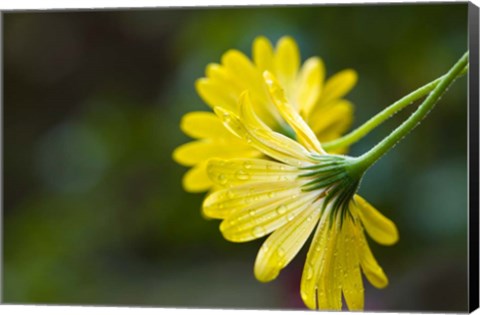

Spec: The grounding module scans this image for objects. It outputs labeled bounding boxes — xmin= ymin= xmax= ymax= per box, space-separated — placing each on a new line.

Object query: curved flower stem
xmin=348 ymin=51 xmax=469 ymax=176
xmin=322 ymin=65 xmax=469 ymax=151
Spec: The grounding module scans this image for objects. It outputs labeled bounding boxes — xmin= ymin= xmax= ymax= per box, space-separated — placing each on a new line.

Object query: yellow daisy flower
xmin=173 ymin=36 xmax=357 ymax=192
xmin=202 ymin=73 xmax=398 ymax=310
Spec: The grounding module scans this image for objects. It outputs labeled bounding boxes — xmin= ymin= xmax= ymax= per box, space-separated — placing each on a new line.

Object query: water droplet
xmin=306 ymin=264 xmax=313 ymax=280
xmin=249 ymin=209 xmax=256 ymax=216
xmin=277 ymin=247 xmax=285 ymax=257
xmin=315 ymin=245 xmax=321 ymax=252
xmin=252 ymin=226 xmax=265 ymax=238
xmin=217 ymin=174 xmax=228 ymax=185
xmin=235 ymin=169 xmax=250 ymax=181
xmin=227 ymin=191 xmax=235 ymax=199
xmin=306 ymin=215 xmax=313 ymax=222
xmin=222 ymin=112 xmax=231 ymax=123
xmin=243 ymin=161 xmax=252 ymax=169
xmin=267 ymin=192 xmax=275 ymax=198
xmin=287 ymin=212 xmax=295 ymax=221
xmin=276 ymin=205 xmax=287 ymax=215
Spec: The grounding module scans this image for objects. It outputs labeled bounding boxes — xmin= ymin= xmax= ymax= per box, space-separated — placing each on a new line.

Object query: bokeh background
xmin=3 ymin=3 xmax=469 ymax=311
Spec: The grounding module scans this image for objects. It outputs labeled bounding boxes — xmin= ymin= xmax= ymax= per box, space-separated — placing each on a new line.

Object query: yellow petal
xmin=310 ymin=100 xmax=354 ymax=142
xmin=172 ymin=140 xmax=258 ymax=166
xmin=238 ymin=92 xmax=315 ymax=165
xmin=319 ymin=69 xmax=357 ymax=105
xmin=300 ymin=208 xmax=340 ymax=310
xmin=295 ymin=57 xmax=325 ymax=116
xmin=180 ymin=111 xmax=232 ymax=139
xmin=253 ymin=36 xmax=274 ymax=72
xmin=214 ymin=100 xmax=311 ymax=167
xmin=315 ymin=210 xmax=345 ymax=311
xmin=205 ymin=63 xmax=245 ymax=97
xmin=201 ymin=47 xmax=283 ymax=130
xmin=358 ymin=228 xmax=389 ymax=289
xmin=321 ymin=69 xmax=357 ymax=103
xmin=202 ymin=181 xmax=296 ymax=219
xmin=254 ymin=199 xmax=321 ymax=282
xmin=264 ymin=71 xmax=325 ymax=154
xmin=273 ymin=36 xmax=300 ymax=98
xmin=353 ymin=195 xmax=399 ymax=246
xmin=182 ymin=162 xmax=212 ymax=192
xmin=206 ymin=158 xmax=298 ymax=187
xmin=219 ymin=190 xmax=317 ymax=242
xmin=222 ymin=49 xmax=264 ymax=90
xmin=195 ymin=78 xmax=238 ymax=112
xmin=340 ymin=217 xmax=364 ymax=311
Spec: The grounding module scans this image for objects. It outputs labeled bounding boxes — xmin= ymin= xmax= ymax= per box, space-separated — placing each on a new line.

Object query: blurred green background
xmin=3 ymin=3 xmax=469 ymax=311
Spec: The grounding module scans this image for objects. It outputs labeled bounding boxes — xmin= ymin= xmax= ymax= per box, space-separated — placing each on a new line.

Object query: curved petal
xmin=214 ymin=95 xmax=313 ymax=167
xmin=222 ymin=50 xmax=282 ymax=128
xmin=202 ymin=181 xmax=297 ymax=219
xmin=206 ymin=158 xmax=299 ymax=187
xmin=264 ymin=71 xmax=325 ymax=154
xmin=182 ymin=162 xmax=212 ymax=192
xmin=254 ymin=199 xmax=321 ymax=282
xmin=319 ymin=69 xmax=357 ymax=105
xmin=205 ymin=63 xmax=245 ymax=98
xmin=357 ymin=226 xmax=389 ymax=289
xmin=353 ymin=195 xmax=399 ymax=246
xmin=219 ymin=190 xmax=317 ymax=242
xmin=295 ymin=57 xmax=325 ymax=116
xmin=239 ymin=92 xmax=315 ymax=163
xmin=180 ymin=111 xmax=232 ymax=139
xmin=273 ymin=36 xmax=300 ymax=98
xmin=340 ymin=217 xmax=364 ymax=311
xmin=300 ymin=207 xmax=341 ymax=310
xmin=310 ymin=100 xmax=354 ymax=142
xmin=253 ymin=36 xmax=274 ymax=72
xmin=222 ymin=49 xmax=265 ymax=91
xmin=172 ymin=140 xmax=258 ymax=166
xmin=316 ymin=217 xmax=343 ymax=311
xmin=195 ymin=78 xmax=238 ymax=112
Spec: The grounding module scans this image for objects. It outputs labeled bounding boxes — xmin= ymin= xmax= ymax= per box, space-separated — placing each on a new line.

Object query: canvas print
xmin=3 ymin=3 xmax=477 ymax=312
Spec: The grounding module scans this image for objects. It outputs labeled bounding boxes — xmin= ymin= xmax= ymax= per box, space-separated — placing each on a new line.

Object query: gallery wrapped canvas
xmin=2 ymin=1 xmax=479 ymax=313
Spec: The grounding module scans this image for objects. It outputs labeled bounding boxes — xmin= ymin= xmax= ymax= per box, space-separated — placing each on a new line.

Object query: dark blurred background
xmin=3 ymin=3 xmax=469 ymax=311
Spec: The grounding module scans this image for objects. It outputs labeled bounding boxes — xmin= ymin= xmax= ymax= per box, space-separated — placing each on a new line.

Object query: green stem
xmin=322 ymin=65 xmax=468 ymax=151
xmin=349 ymin=52 xmax=469 ymax=174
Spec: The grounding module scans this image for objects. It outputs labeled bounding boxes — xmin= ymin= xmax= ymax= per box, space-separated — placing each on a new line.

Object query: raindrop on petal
xmin=306 ymin=264 xmax=314 ymax=280
xmin=287 ymin=212 xmax=296 ymax=221
xmin=276 ymin=205 xmax=287 ymax=215
xmin=235 ymin=169 xmax=250 ymax=180
xmin=217 ymin=174 xmax=228 ymax=185
xmin=252 ymin=226 xmax=265 ymax=238
xmin=243 ymin=161 xmax=253 ymax=169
